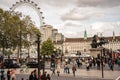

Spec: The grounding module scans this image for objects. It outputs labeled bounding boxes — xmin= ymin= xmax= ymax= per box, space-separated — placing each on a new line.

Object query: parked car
xmin=3 ymin=59 xmax=20 ymax=68
xmin=26 ymin=61 xmax=38 ymax=68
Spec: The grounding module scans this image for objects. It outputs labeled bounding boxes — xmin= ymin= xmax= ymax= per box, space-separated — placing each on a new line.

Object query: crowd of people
xmin=5 ymin=69 xmax=51 ymax=80
xmin=64 ymin=56 xmax=120 ymax=71
xmin=28 ymin=70 xmax=51 ymax=80
xmin=2 ymin=55 xmax=120 ymax=80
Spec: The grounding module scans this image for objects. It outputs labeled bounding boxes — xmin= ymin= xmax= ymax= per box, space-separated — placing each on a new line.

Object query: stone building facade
xmin=40 ymin=25 xmax=63 ymax=43
xmin=62 ymin=36 xmax=120 ymax=56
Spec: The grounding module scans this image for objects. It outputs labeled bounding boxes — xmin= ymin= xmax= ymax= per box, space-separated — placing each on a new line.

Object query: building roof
xmin=105 ymin=36 xmax=120 ymax=41
xmin=65 ymin=36 xmax=120 ymax=42
xmin=52 ymin=29 xmax=58 ymax=31
xmin=65 ymin=37 xmax=92 ymax=42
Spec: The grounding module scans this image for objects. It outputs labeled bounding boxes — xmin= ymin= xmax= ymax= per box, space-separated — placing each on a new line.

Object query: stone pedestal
xmin=89 ymin=48 xmax=103 ymax=58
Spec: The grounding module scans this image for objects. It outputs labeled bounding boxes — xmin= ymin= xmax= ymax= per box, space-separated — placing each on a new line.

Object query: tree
xmin=41 ymin=38 xmax=55 ymax=56
xmin=40 ymin=38 xmax=55 ymax=74
xmin=0 ymin=8 xmax=41 ymax=62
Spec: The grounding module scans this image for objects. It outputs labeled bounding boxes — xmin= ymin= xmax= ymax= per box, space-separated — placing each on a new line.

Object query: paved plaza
xmin=3 ymin=68 xmax=120 ymax=80
xmin=6 ymin=74 xmax=114 ymax=80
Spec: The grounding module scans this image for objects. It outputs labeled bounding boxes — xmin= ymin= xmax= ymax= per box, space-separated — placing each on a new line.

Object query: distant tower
xmin=100 ymin=33 xmax=103 ymax=38
xmin=84 ymin=29 xmax=87 ymax=40
xmin=113 ymin=31 xmax=115 ymax=40
xmin=97 ymin=32 xmax=99 ymax=36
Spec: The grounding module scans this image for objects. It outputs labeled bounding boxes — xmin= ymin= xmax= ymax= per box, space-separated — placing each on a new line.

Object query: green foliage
xmin=41 ymin=38 xmax=55 ymax=55
xmin=4 ymin=50 xmax=13 ymax=55
xmin=0 ymin=8 xmax=41 ymax=53
xmin=0 ymin=8 xmax=42 ymax=64
xmin=0 ymin=8 xmax=3 ymax=13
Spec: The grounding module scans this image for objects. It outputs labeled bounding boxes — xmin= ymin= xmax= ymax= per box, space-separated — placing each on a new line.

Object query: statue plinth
xmin=89 ymin=47 xmax=103 ymax=58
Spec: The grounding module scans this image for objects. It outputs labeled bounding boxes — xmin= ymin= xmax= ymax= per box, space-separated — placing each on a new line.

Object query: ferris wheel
xmin=9 ymin=0 xmax=45 ymax=28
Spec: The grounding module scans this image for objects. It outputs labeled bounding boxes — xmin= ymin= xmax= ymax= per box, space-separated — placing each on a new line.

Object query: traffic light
xmin=50 ymin=61 xmax=55 ymax=70
xmin=50 ymin=54 xmax=55 ymax=70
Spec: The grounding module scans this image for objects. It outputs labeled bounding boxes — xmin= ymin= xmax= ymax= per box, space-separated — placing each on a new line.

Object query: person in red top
xmin=10 ymin=69 xmax=16 ymax=80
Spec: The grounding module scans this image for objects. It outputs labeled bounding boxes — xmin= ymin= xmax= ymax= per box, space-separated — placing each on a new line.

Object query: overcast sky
xmin=0 ymin=0 xmax=120 ymax=38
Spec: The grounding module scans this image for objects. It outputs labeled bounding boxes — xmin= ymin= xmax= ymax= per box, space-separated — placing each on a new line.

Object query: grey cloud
xmin=77 ymin=0 xmax=120 ymax=8
xmin=91 ymin=22 xmax=120 ymax=34
xmin=38 ymin=0 xmax=77 ymax=7
xmin=65 ymin=22 xmax=82 ymax=27
xmin=37 ymin=0 xmax=120 ymax=8
xmin=61 ymin=8 xmax=104 ymax=21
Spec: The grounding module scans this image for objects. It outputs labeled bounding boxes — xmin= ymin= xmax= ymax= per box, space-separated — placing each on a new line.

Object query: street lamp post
xmin=0 ymin=33 xmax=5 ymax=80
xmin=99 ymin=36 xmax=108 ymax=78
xmin=101 ymin=48 xmax=104 ymax=78
xmin=36 ymin=34 xmax=41 ymax=80
xmin=61 ymin=35 xmax=64 ymax=64
xmin=19 ymin=23 xmax=22 ymax=61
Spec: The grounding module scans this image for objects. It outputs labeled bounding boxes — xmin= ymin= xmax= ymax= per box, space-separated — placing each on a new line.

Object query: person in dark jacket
xmin=7 ymin=69 xmax=11 ymax=80
xmin=29 ymin=71 xmax=34 ymax=80
xmin=33 ymin=70 xmax=38 ymax=80
xmin=42 ymin=72 xmax=47 ymax=80
xmin=46 ymin=74 xmax=51 ymax=80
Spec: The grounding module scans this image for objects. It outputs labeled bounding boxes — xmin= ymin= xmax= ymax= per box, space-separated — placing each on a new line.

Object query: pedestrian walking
xmin=7 ymin=69 xmax=11 ymax=80
xmin=72 ymin=65 xmax=77 ymax=77
xmin=108 ymin=58 xmax=114 ymax=71
xmin=33 ymin=70 xmax=38 ymax=80
xmin=85 ymin=59 xmax=90 ymax=71
xmin=76 ymin=58 xmax=81 ymax=68
xmin=11 ymin=70 xmax=16 ymax=80
xmin=92 ymin=57 xmax=96 ymax=67
xmin=46 ymin=74 xmax=51 ymax=80
xmin=64 ymin=62 xmax=67 ymax=73
xmin=29 ymin=71 xmax=34 ymax=80
xmin=117 ymin=58 xmax=120 ymax=70
xmin=96 ymin=58 xmax=101 ymax=70
xmin=12 ymin=77 xmax=15 ymax=80
xmin=42 ymin=71 xmax=47 ymax=80
xmin=39 ymin=72 xmax=42 ymax=80
xmin=51 ymin=68 xmax=55 ymax=75
xmin=56 ymin=64 xmax=60 ymax=76
xmin=66 ymin=63 xmax=70 ymax=74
